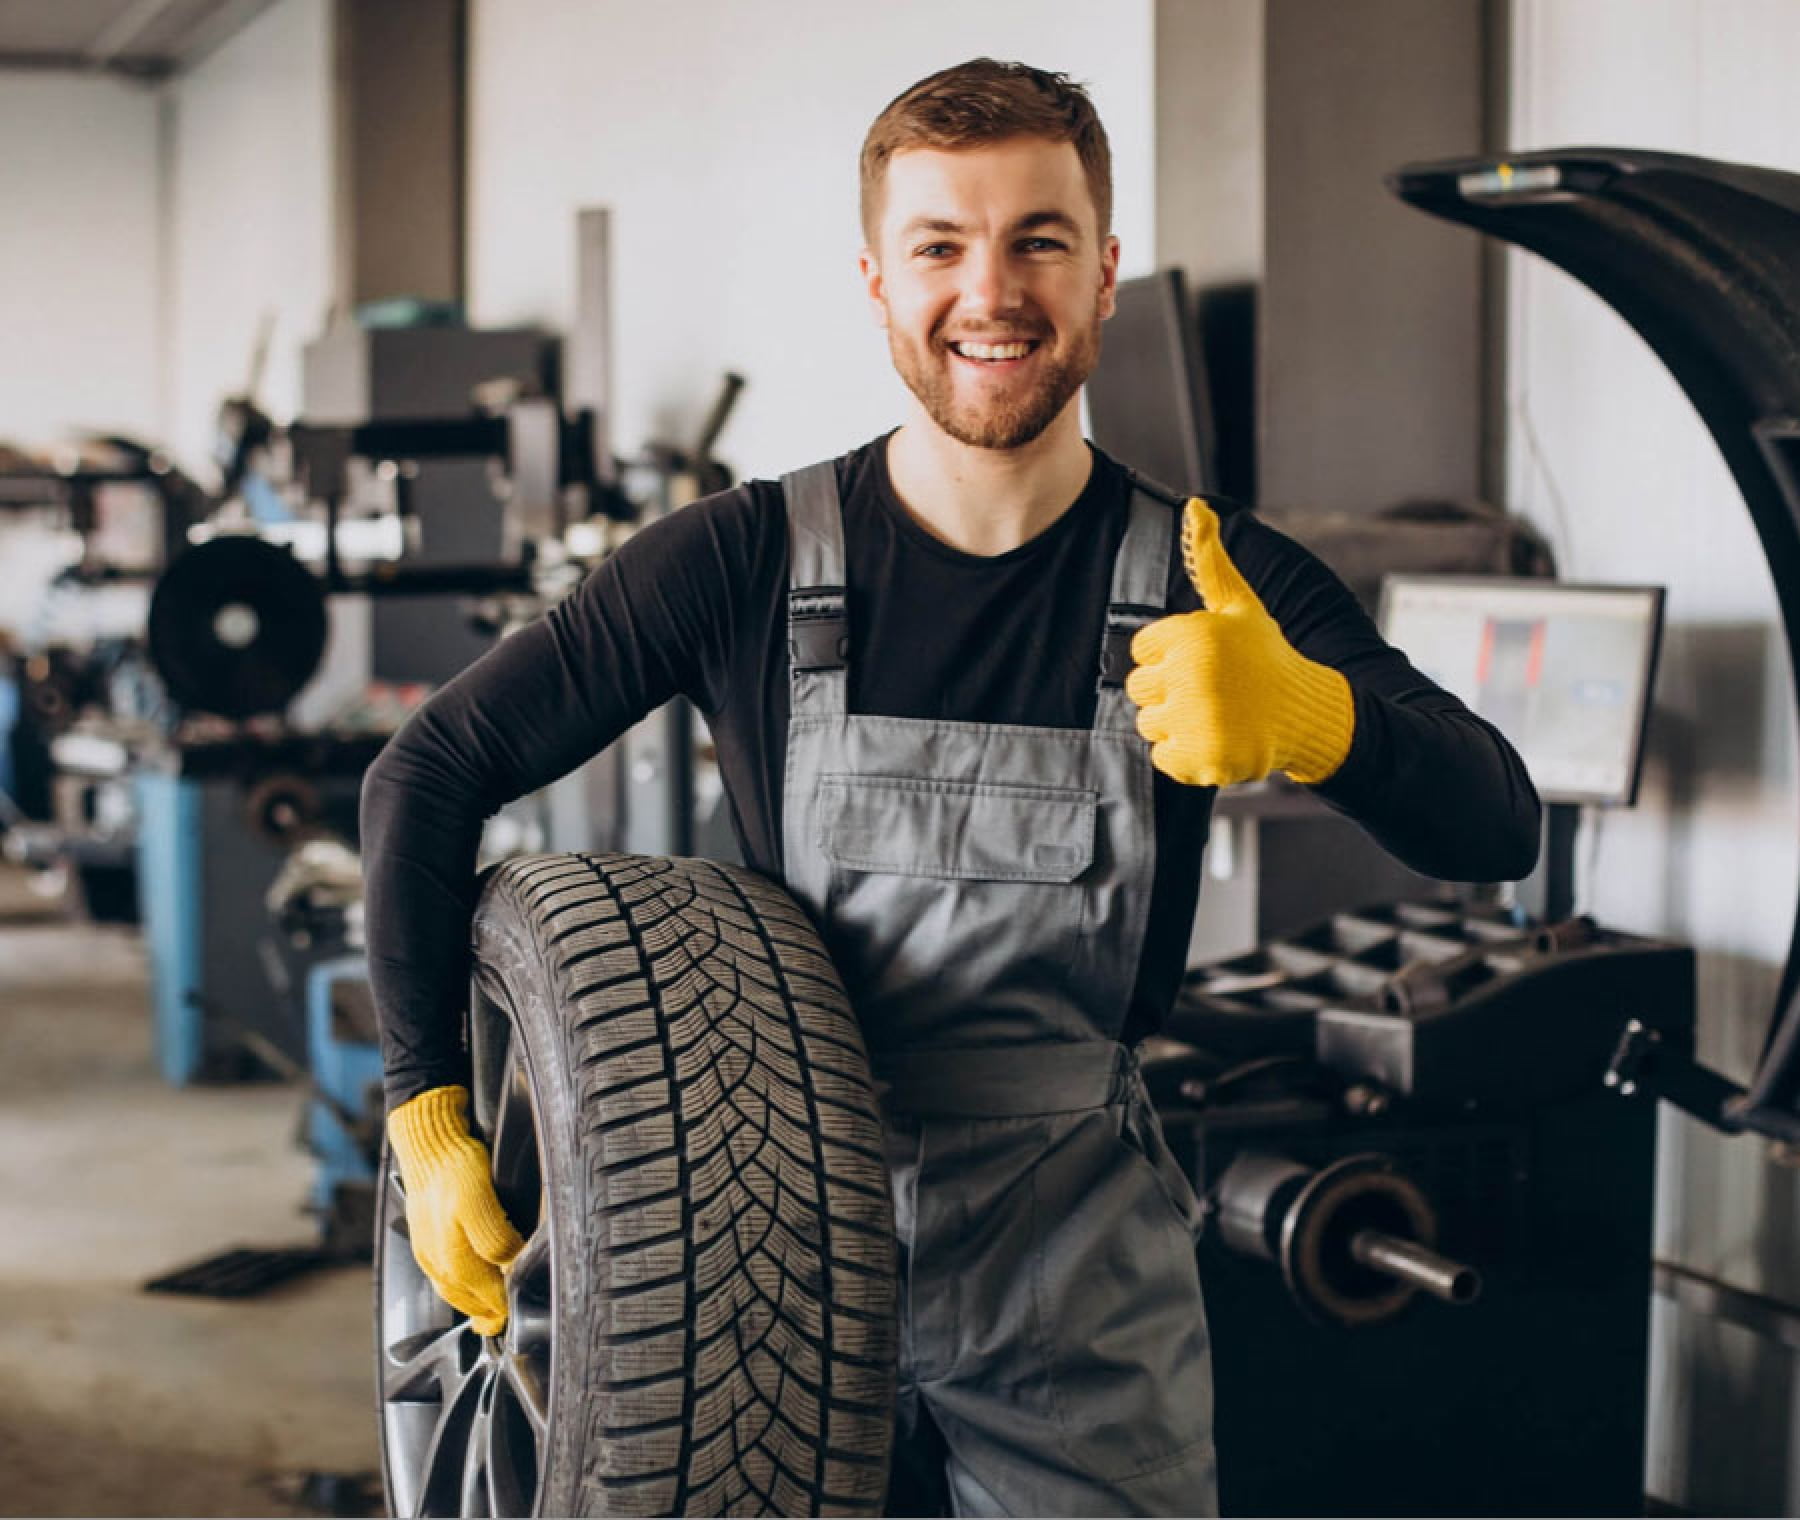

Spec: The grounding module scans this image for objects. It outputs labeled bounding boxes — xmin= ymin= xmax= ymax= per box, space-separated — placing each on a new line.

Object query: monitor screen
xmin=1377 ymin=576 xmax=1664 ymax=806
xmin=1086 ymin=268 xmax=1215 ymax=496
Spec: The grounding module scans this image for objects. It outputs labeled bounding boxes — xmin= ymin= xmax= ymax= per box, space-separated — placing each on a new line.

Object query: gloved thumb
xmin=1181 ymin=498 xmax=1256 ymax=613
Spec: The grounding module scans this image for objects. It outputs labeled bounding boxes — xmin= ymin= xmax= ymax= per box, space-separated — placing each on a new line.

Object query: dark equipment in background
xmin=1389 ymin=146 xmax=1800 ymax=1144
xmin=0 ymin=434 xmax=211 ymax=576
xmin=147 ymin=536 xmax=330 ymax=721
xmin=133 ymin=306 xmax=747 ymax=1267
xmin=638 ymin=369 xmax=746 ymax=501
xmin=1258 ymin=497 xmax=1556 ymax=618
xmin=1177 ymin=575 xmax=1668 ymax=1515
xmin=1087 ymin=267 xmax=1218 ymax=495
xmin=1159 ymin=905 xmax=1693 ymax=1516
xmin=135 ymin=739 xmax=374 ymax=1085
xmin=1149 ymin=146 xmax=1800 ymax=1517
xmin=135 ymin=299 xmax=746 ymax=1095
xmin=1211 ymin=1149 xmax=1483 ymax=1325
xmin=298 ymin=324 xmax=563 ymax=686
xmin=135 ymin=328 xmax=596 ymax=1088
xmin=0 ymin=437 xmax=208 ymax=866
xmin=0 ymin=442 xmax=197 ymax=920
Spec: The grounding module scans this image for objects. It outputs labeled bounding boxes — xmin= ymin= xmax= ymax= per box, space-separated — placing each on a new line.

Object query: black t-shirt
xmin=361 ymin=433 xmax=1541 ymax=1106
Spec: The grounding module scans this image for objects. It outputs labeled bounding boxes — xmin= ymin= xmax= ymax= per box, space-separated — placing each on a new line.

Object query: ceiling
xmin=0 ymin=0 xmax=279 ymax=78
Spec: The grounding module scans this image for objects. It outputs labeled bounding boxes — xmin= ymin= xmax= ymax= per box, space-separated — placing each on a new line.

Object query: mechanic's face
xmin=861 ymin=137 xmax=1119 ymax=451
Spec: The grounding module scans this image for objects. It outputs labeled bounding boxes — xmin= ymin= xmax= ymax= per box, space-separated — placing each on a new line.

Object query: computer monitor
xmin=1377 ymin=576 xmax=1665 ymax=806
xmin=1086 ymin=268 xmax=1216 ymax=495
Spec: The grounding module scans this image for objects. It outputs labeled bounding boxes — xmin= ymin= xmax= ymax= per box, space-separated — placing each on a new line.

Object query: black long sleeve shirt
xmin=361 ymin=435 xmax=1541 ymax=1106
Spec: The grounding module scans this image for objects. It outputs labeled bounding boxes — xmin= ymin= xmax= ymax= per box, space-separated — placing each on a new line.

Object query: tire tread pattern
xmin=474 ymin=854 xmax=897 ymax=1517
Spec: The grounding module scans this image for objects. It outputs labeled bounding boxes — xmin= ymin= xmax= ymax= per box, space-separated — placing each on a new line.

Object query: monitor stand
xmin=1509 ymin=799 xmax=1580 ymax=926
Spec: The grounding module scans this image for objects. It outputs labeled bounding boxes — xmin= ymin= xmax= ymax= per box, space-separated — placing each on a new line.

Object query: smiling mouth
xmin=947 ymin=338 xmax=1043 ymax=365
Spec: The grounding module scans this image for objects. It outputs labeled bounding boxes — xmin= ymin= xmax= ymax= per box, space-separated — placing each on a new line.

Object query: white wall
xmin=1507 ymin=2 xmax=1800 ymax=1510
xmin=0 ymin=72 xmax=162 ymax=447
xmin=0 ymin=0 xmax=332 ymax=482
xmin=467 ymin=0 xmax=1155 ymax=482
xmin=166 ymin=0 xmax=334 ymax=481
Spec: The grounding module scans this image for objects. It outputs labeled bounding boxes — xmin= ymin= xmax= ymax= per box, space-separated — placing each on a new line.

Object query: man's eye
xmin=1020 ymin=238 xmax=1066 ymax=253
xmin=914 ymin=243 xmax=955 ymax=259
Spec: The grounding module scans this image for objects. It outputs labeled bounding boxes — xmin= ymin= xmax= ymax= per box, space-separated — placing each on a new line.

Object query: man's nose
xmin=956 ymin=246 xmax=1025 ymax=317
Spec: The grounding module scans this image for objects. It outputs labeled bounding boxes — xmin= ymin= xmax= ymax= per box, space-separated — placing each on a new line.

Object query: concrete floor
xmin=0 ymin=864 xmax=380 ymax=1516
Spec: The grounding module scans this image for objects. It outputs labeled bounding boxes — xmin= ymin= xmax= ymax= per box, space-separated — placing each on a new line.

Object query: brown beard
xmin=887 ymin=294 xmax=1104 ymax=450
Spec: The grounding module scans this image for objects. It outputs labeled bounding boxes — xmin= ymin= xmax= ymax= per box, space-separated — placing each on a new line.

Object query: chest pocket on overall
xmin=814 ymin=774 xmax=1098 ymax=1033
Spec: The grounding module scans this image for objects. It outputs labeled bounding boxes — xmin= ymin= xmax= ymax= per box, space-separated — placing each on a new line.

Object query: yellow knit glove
xmin=385 ymin=1085 xmax=525 ymax=1336
xmin=1125 ymin=498 xmax=1354 ymax=787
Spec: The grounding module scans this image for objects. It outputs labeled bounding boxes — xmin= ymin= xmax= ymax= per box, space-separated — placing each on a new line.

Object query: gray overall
xmin=779 ymin=461 xmax=1218 ymax=1517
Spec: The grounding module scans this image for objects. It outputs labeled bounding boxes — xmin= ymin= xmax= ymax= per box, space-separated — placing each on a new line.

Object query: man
xmin=363 ymin=58 xmax=1539 ymax=1517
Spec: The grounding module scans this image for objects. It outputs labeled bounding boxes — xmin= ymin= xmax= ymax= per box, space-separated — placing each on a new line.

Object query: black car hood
xmin=1389 ymin=146 xmax=1800 ymax=1139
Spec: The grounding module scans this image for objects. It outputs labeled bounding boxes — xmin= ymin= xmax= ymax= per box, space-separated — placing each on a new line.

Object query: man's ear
xmin=1098 ymin=234 xmax=1121 ymax=322
xmin=858 ymin=248 xmax=889 ymax=329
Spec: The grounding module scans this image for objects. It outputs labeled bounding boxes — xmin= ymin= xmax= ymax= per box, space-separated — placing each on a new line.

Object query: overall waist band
xmin=870 ymin=1040 xmax=1138 ymax=1118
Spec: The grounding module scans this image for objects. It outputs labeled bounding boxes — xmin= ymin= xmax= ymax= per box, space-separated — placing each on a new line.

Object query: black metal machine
xmin=0 ymin=433 xmax=210 ymax=574
xmin=130 ymin=324 xmax=746 ymax=1266
xmin=0 ymin=436 xmax=208 ymax=911
xmin=1388 ymin=147 xmax=1800 ymax=1142
xmin=1158 ymin=904 xmax=1691 ymax=1514
xmin=1142 ymin=148 xmax=1800 ymax=1515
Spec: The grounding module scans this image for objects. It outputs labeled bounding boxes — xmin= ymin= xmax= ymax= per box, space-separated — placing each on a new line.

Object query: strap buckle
xmin=788 ymin=587 xmax=849 ymax=673
xmin=1099 ymin=602 xmax=1163 ymax=688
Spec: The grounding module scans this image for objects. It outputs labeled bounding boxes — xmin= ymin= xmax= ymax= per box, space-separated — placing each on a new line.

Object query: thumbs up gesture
xmin=1125 ymin=499 xmax=1355 ymax=788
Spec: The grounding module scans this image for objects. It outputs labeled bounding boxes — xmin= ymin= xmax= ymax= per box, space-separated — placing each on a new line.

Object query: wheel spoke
xmin=385 ymin=1168 xmax=414 ymax=1243
xmin=382 ymin=1322 xmax=474 ymax=1405
xmin=508 ymin=1225 xmax=551 ymax=1294
xmin=501 ymin=1352 xmax=551 ymax=1445
xmin=490 ymin=1039 xmax=534 ymax=1194
xmin=416 ymin=1365 xmax=486 ymax=1517
xmin=486 ymin=1373 xmax=538 ymax=1518
xmin=507 ymin=1226 xmax=554 ymax=1384
xmin=469 ymin=979 xmax=510 ymax=1138
xmin=461 ymin=1383 xmax=493 ymax=1518
xmin=479 ymin=988 xmax=541 ymax=1242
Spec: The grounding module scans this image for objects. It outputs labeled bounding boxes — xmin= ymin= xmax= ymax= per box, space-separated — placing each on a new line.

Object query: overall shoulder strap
xmin=1097 ymin=479 xmax=1178 ymax=694
xmin=780 ymin=460 xmax=849 ymax=716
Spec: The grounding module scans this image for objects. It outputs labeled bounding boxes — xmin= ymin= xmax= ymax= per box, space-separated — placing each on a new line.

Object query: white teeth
xmin=952 ymin=341 xmax=1035 ymax=361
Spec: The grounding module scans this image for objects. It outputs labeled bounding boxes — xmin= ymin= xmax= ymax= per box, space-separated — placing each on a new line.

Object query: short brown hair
xmin=859 ymin=58 xmax=1113 ymax=245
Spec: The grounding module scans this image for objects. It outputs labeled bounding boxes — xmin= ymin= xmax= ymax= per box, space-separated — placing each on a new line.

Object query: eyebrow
xmin=898 ymin=210 xmax=1084 ymax=241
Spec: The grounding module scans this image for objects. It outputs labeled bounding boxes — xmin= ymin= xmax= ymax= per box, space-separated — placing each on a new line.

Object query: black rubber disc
xmin=148 ymin=536 xmax=328 ymax=719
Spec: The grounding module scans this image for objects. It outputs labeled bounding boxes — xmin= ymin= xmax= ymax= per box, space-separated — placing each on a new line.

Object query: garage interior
xmin=3 ymin=1 xmax=1800 ymax=1516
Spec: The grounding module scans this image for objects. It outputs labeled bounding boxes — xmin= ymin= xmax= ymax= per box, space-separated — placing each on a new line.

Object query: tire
xmin=375 ymin=852 xmax=899 ymax=1517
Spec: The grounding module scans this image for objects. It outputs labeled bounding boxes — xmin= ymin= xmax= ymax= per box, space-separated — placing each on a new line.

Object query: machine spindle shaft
xmin=1350 ymin=1228 xmax=1481 ymax=1304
